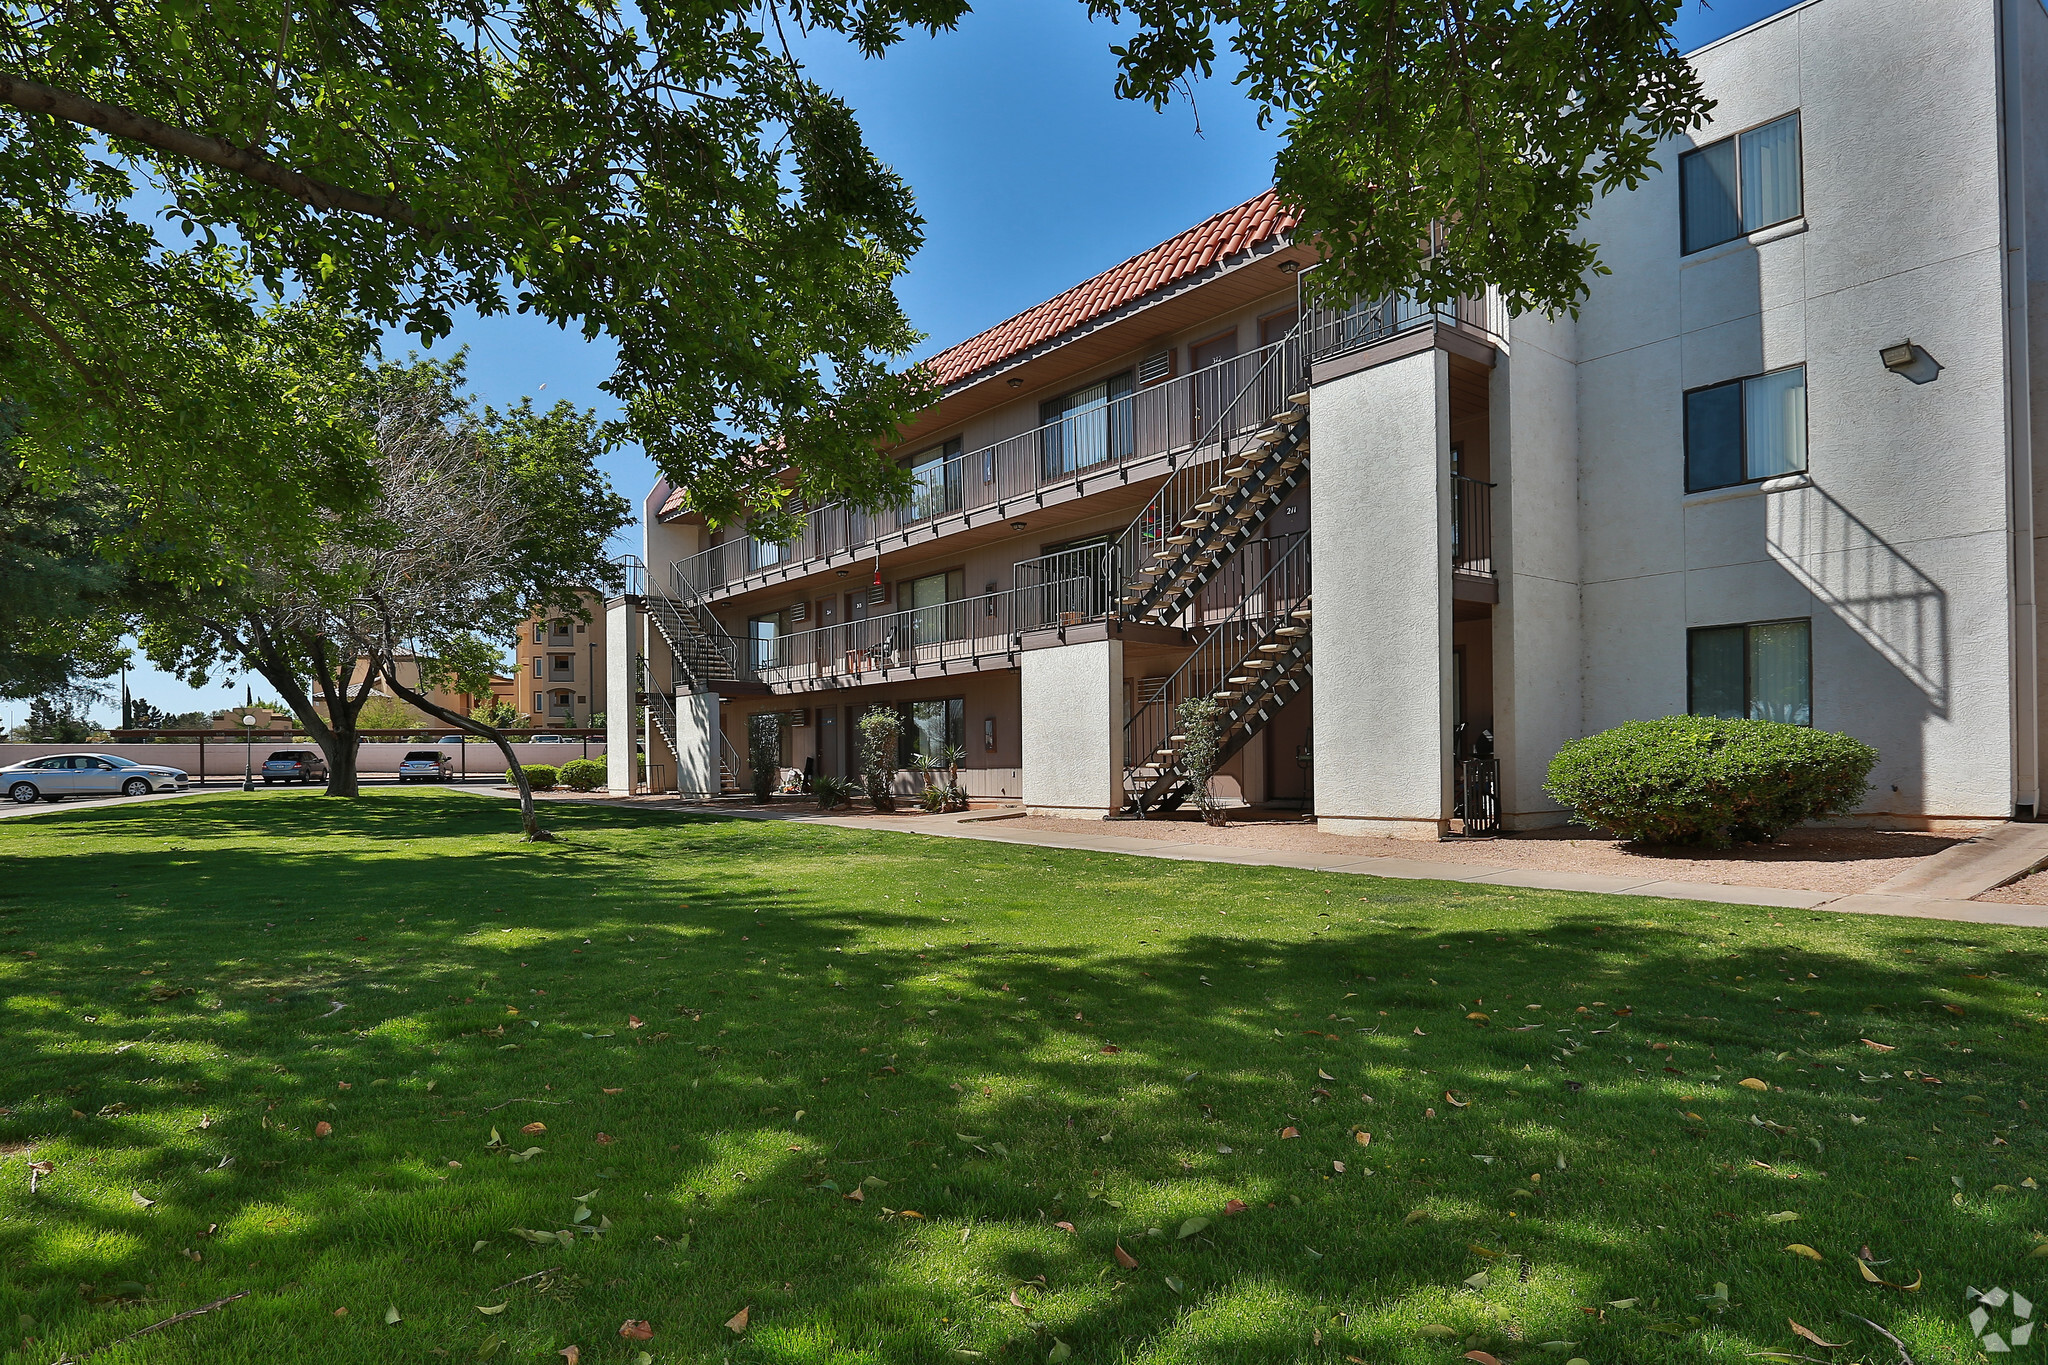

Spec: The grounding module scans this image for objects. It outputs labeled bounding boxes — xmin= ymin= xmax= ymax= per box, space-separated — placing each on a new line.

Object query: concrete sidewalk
xmin=493 ymin=791 xmax=2048 ymax=931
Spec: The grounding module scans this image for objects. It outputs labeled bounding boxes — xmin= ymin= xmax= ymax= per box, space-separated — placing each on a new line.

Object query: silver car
xmin=396 ymin=749 xmax=455 ymax=782
xmin=2 ymin=753 xmax=190 ymax=804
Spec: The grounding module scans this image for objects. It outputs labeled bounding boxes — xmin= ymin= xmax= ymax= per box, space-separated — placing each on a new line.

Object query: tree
xmin=21 ymin=694 xmax=94 ymax=742
xmin=139 ymin=352 xmax=625 ymax=818
xmin=1173 ymin=697 xmax=1226 ymax=826
xmin=1096 ymin=0 xmax=1712 ymax=317
xmin=5 ymin=0 xmax=1709 ymax=535
xmin=857 ymin=707 xmax=902 ymax=813
xmin=341 ymin=366 xmax=629 ymax=839
xmin=0 ymin=406 xmax=130 ymax=697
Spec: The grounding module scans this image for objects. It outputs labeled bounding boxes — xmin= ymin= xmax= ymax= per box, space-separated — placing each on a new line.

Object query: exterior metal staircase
xmin=648 ymin=567 xmax=742 ymax=692
xmin=1121 ymin=535 xmax=1312 ymax=815
xmin=643 ymin=691 xmax=743 ymax=796
xmin=1110 ymin=327 xmax=1309 ymax=626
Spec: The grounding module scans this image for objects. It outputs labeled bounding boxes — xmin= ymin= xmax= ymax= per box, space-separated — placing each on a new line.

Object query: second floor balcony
xmin=667 ymin=288 xmax=1504 ymax=607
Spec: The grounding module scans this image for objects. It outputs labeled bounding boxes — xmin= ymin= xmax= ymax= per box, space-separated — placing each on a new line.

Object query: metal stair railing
xmin=1121 ymin=534 xmax=1311 ymax=813
xmin=1099 ymin=322 xmax=1309 ymax=626
xmin=613 ymin=554 xmax=744 ymax=692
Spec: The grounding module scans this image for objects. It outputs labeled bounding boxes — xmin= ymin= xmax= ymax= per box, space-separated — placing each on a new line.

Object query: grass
xmin=1 ymin=791 xmax=2045 ymax=1365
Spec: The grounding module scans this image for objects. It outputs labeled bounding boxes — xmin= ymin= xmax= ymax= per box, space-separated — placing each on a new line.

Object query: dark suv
xmin=261 ymin=750 xmax=328 ymax=785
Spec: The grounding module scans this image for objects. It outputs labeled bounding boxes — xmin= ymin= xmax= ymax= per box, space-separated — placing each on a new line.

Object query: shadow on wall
xmin=1766 ymin=483 xmax=1949 ymax=717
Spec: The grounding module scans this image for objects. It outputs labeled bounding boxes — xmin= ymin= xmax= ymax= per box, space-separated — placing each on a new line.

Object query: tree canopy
xmin=3 ymin=0 xmax=1710 ymax=535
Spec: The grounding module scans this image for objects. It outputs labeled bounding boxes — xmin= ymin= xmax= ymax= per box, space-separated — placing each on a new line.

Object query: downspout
xmin=1998 ymin=0 xmax=2040 ymax=817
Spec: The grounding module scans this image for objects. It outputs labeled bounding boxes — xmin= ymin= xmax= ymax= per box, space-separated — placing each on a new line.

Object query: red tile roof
xmin=655 ymin=190 xmax=1297 ymax=520
xmin=923 ymin=189 xmax=1298 ymax=389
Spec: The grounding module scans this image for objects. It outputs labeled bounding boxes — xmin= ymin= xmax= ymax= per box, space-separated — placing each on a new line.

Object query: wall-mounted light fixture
xmin=1007 ymin=376 xmax=1024 ymax=388
xmin=983 ymin=716 xmax=998 ymax=752
xmin=1276 ymin=259 xmax=1301 ymax=274
xmin=1879 ymin=338 xmax=1940 ymax=384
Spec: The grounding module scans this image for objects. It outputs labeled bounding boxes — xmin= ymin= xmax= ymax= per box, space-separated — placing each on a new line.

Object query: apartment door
xmin=816 ymin=705 xmax=842 ymax=778
xmin=1190 ymin=330 xmax=1240 ymax=443
xmin=812 ymin=594 xmax=840 ymax=674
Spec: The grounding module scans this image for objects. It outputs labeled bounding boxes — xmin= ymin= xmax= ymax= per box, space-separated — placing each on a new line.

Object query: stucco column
xmin=605 ymin=596 xmax=643 ymax=795
xmin=1020 ymin=637 xmax=1124 ymax=816
xmin=1310 ymin=347 xmax=1454 ymax=838
xmin=671 ymin=692 xmax=721 ymax=798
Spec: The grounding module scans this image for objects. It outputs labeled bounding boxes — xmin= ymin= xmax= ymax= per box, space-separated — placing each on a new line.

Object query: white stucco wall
xmin=1557 ymin=0 xmax=2023 ymax=820
xmin=671 ymin=692 xmax=722 ymax=798
xmin=605 ymin=597 xmax=644 ymax=795
xmin=1310 ymin=347 xmax=1453 ymax=837
xmin=1019 ymin=639 xmax=1123 ymax=816
xmin=1493 ymin=314 xmax=1583 ymax=827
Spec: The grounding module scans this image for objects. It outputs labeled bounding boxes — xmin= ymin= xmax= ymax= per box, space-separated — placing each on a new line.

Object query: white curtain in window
xmin=1747 ymin=621 xmax=1811 ymax=726
xmin=1744 ymin=366 xmax=1806 ymax=479
xmin=1741 ymin=114 xmax=1802 ymax=231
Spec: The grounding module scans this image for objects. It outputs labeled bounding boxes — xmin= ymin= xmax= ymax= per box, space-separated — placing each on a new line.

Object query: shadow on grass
xmin=0 ymin=793 xmax=2042 ymax=1365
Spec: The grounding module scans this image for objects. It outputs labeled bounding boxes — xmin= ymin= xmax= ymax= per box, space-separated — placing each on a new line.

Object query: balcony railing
xmin=1451 ymin=473 xmax=1495 ymax=580
xmin=1301 ymin=286 xmax=1507 ymax=367
xmin=743 ymin=589 xmax=1020 ymax=690
xmin=671 ymin=339 xmax=1298 ymax=601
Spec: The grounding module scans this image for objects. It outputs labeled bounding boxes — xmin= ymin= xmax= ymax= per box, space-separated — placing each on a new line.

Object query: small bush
xmin=812 ymin=774 xmax=856 ymax=811
xmin=508 ymin=763 xmax=560 ymax=792
xmin=559 ymin=758 xmax=605 ymax=792
xmin=1545 ymin=717 xmax=1877 ymax=846
xmin=857 ymin=708 xmax=902 ymax=812
xmin=918 ymin=785 xmax=951 ymax=814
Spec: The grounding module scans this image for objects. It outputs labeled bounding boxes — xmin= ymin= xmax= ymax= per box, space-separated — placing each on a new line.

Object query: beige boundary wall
xmin=0 ymin=742 xmax=607 ymax=781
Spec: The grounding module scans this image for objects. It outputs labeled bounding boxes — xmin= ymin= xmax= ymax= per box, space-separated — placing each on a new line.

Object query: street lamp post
xmin=241 ymin=713 xmax=257 ymax=791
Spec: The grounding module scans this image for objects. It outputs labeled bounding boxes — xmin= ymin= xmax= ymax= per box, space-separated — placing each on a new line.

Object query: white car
xmin=2 ymin=753 xmax=190 ymax=804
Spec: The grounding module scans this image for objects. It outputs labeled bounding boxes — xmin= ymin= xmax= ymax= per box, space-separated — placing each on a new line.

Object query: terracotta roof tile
xmin=922 ymin=189 xmax=1296 ymax=389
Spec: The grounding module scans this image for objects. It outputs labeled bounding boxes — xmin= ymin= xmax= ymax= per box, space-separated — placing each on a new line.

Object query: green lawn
xmin=2 ymin=792 xmax=2045 ymax=1365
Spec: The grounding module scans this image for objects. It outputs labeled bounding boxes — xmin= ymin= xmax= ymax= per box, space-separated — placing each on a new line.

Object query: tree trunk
xmin=375 ymin=660 xmax=550 ymax=841
xmin=324 ymin=727 xmax=362 ymax=797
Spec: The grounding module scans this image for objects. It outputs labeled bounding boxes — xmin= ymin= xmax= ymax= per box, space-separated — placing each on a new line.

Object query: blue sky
xmin=97 ymin=0 xmax=1798 ymax=726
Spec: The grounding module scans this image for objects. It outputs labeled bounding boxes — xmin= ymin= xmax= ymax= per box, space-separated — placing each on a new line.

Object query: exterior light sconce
xmin=1007 ymin=376 xmax=1024 ymax=388
xmin=1276 ymin=258 xmax=1301 ymax=273
xmin=1009 ymin=520 xmax=1028 ymax=530
xmin=835 ymin=568 xmax=848 ymax=577
xmin=1880 ymin=338 xmax=1940 ymax=384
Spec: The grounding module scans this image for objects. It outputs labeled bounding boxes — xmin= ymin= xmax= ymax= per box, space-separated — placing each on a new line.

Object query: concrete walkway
xmin=499 ymin=792 xmax=2048 ymax=931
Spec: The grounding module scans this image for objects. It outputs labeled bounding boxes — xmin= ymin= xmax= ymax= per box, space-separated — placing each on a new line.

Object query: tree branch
xmin=0 ymin=73 xmax=433 ymax=229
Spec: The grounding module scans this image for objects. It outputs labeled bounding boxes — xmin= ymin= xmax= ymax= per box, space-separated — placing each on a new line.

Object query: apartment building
xmin=610 ymin=0 xmax=2048 ymax=834
xmin=517 ymin=592 xmax=608 ymax=728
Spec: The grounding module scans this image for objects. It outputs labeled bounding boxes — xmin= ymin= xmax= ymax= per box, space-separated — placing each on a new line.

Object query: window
xmin=533 ymin=622 xmax=545 ymax=644
xmin=532 ymin=658 xmax=544 ymax=678
xmin=1681 ymin=112 xmax=1802 ymax=254
xmin=896 ymin=697 xmax=965 ymax=766
xmin=1689 ymin=620 xmax=1811 ymax=725
xmin=902 ymin=569 xmax=965 ymax=647
xmin=1041 ymin=372 xmax=1133 ymax=478
xmin=1684 ymin=365 xmax=1806 ymax=492
xmin=904 ymin=438 xmax=963 ymax=521
xmin=533 ymin=691 xmax=544 ymax=712
xmin=748 ymin=610 xmax=787 ymax=672
xmin=747 ymin=534 xmax=788 ymax=571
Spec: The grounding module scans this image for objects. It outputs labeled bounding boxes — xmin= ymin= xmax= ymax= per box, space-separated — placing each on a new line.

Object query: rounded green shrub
xmin=559 ymin=758 xmax=605 ymax=792
xmin=1544 ymin=717 xmax=1877 ymax=846
xmin=508 ymin=763 xmax=560 ymax=792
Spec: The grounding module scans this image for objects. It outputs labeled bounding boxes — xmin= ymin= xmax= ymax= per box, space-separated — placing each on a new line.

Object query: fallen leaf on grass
xmin=385 ymin=1305 xmax=402 ymax=1325
xmin=619 ymin=1320 xmax=653 ymax=1340
xmin=1740 ymin=1078 xmax=1769 ymax=1092
xmin=603 ymin=1087 xmax=623 ymax=1095
xmin=521 ymin=1122 xmax=547 ymax=1136
xmin=843 ymin=1188 xmax=864 ymax=1204
xmin=1861 ymin=1039 xmax=1896 ymax=1052
xmin=1444 ymin=1092 xmax=1470 ymax=1108
xmin=1099 ymin=1045 xmax=1121 ymax=1054
xmin=1355 ymin=1130 xmax=1372 ymax=1146
xmin=1855 ymin=1260 xmax=1921 ymax=1290
xmin=1403 ymin=1209 xmax=1430 ymax=1225
xmin=130 ymin=1190 xmax=154 ymax=1209
xmin=478 ymin=1302 xmax=508 ymax=1316
xmin=1764 ymin=1211 xmax=1800 ymax=1223
xmin=1114 ymin=1243 xmax=1139 ymax=1269
xmin=627 ymin=1016 xmax=644 ymax=1029
xmin=1163 ymin=1275 xmax=1184 ymax=1294
xmin=1053 ymin=1221 xmax=1075 ymax=1233
xmin=1333 ymin=1160 xmax=1347 ymax=1174
xmin=1224 ymin=1199 xmax=1247 ymax=1216
xmin=594 ymin=1133 xmax=616 ymax=1145
xmin=1784 ymin=1244 xmax=1823 ymax=1261
xmin=1789 ymin=1320 xmax=1846 ymax=1348
xmin=1465 ymin=1352 xmax=1503 ymax=1365
xmin=1177 ymin=1218 xmax=1210 ymax=1239
xmin=1279 ymin=1126 xmax=1300 ymax=1139
xmin=724 ymin=1307 xmax=750 ymax=1334
xmin=1418 ymin=1325 xmax=1458 ymax=1340
xmin=314 ymin=1121 xmax=333 ymax=1138
xmin=558 ymin=1348 xmax=579 ymax=1365
xmin=1047 ymin=1340 xmax=1071 ymax=1362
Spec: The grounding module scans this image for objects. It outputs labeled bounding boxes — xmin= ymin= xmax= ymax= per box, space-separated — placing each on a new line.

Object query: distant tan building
xmin=515 ymin=592 xmax=607 ymax=728
xmin=312 ymin=655 xmax=516 ymax=725
xmin=209 ymin=706 xmax=293 ymax=732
